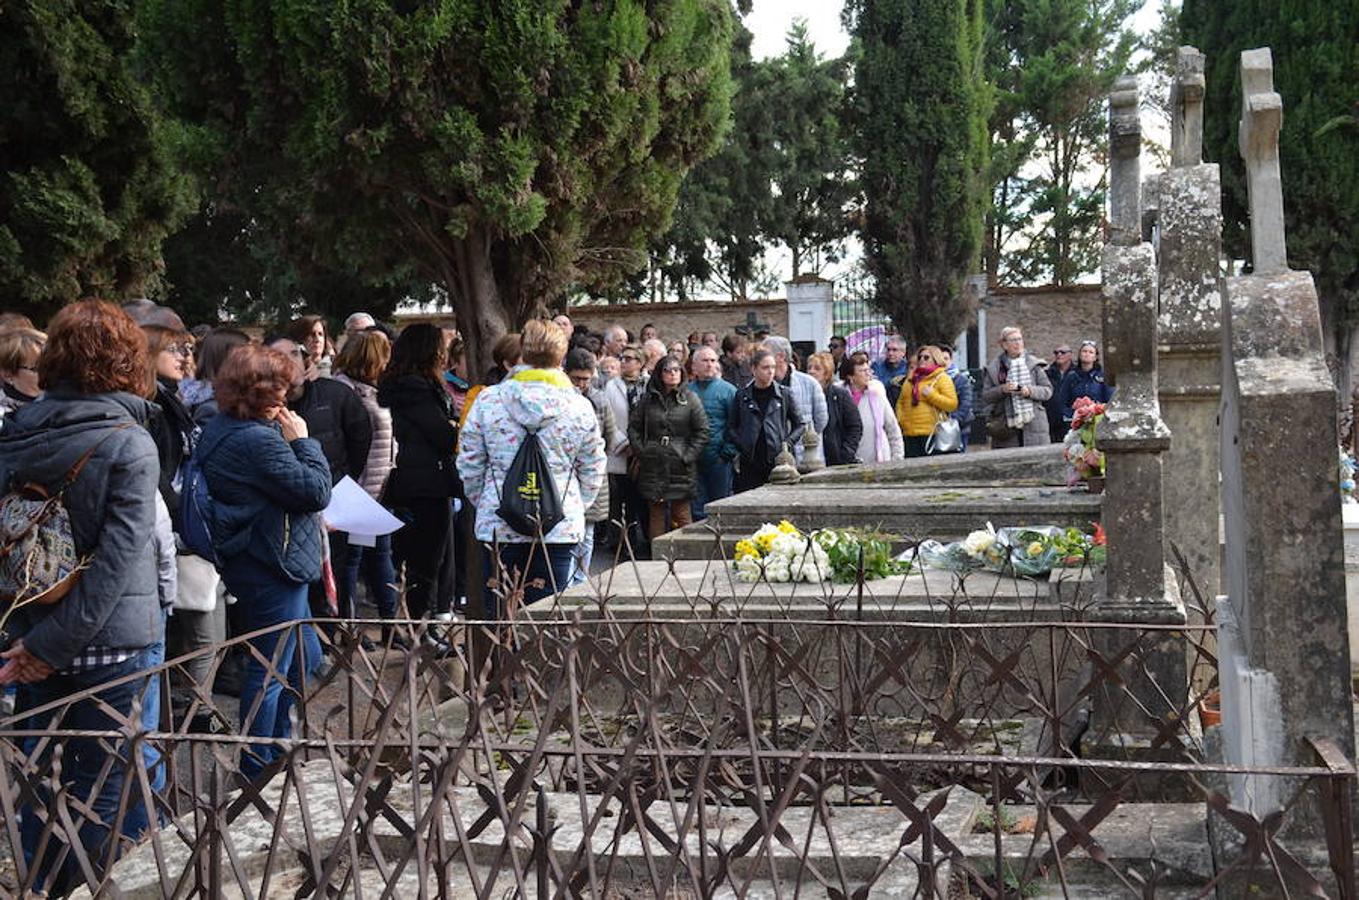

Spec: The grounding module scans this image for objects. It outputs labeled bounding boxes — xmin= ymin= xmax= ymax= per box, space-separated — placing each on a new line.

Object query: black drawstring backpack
xmin=496 ymin=426 xmax=565 ymax=537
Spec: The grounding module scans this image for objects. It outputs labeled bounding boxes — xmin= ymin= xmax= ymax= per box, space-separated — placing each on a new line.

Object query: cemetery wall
xmin=569 ymin=298 xmax=790 ymax=344
xmin=981 ymin=284 xmax=1104 ymax=357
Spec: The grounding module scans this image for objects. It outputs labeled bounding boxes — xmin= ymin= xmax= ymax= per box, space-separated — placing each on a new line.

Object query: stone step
xmin=85 ymin=756 xmax=1223 ymax=899
xmin=702 ymin=483 xmax=1101 ymax=537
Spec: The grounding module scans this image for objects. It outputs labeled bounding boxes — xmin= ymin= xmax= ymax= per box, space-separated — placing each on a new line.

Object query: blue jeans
xmin=483 ymin=542 xmax=574 ymax=614
xmin=692 ymin=459 xmax=734 ymax=520
xmin=17 ymin=643 xmax=164 ymax=895
xmin=569 ymin=531 xmax=595 ymax=586
xmin=221 ymin=562 xmax=321 ymax=780
xmin=340 ymin=534 xmax=397 ymax=619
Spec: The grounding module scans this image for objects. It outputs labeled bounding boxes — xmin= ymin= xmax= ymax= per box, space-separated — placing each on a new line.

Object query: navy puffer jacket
xmin=196 ymin=414 xmax=332 ymax=584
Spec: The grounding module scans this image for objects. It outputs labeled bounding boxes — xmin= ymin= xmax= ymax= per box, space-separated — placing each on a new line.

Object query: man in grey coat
xmin=761 ymin=335 xmax=827 ymax=465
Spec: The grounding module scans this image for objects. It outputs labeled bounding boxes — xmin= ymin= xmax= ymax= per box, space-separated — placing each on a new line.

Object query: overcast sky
xmin=744 ymin=1 xmax=1163 ymax=62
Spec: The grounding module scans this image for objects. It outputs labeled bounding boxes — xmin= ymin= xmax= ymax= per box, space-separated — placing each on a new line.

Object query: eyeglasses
xmin=621 ymin=355 xmax=642 ymax=363
xmin=1003 ymin=336 xmax=1023 ymax=344
xmin=1054 ymin=349 xmax=1071 ymax=356
xmin=1080 ymin=340 xmax=1098 ymax=349
xmin=165 ymin=344 xmax=193 ymax=357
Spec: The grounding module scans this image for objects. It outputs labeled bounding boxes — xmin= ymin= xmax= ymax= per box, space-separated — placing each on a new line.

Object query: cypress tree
xmin=1182 ymin=0 xmax=1359 ymax=365
xmin=0 ymin=2 xmax=195 ymax=320
xmin=844 ymin=0 xmax=990 ymax=343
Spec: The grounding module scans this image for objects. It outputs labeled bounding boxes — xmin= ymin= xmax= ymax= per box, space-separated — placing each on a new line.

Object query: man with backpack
xmin=456 ymin=320 xmax=605 ymax=610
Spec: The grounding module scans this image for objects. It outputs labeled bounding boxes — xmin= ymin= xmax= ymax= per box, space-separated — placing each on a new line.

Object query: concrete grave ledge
xmin=700 ymin=483 xmax=1101 ymax=538
xmin=83 ymin=758 xmax=1224 ymax=898
xmin=800 ymin=443 xmax=1070 ymax=487
xmin=537 ymin=560 xmax=1099 ymax=622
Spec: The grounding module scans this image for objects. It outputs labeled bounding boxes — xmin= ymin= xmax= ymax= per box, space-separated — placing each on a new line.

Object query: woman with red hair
xmin=0 ymin=300 xmax=164 ymax=894
xmin=194 ymin=343 xmax=332 ymax=779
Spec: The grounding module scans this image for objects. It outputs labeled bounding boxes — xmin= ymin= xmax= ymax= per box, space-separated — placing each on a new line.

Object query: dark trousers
xmin=340 ymin=533 xmax=397 ymax=619
xmin=221 ymin=561 xmax=321 ymax=780
xmin=17 ymin=643 xmax=164 ymax=895
xmin=398 ymin=497 xmax=453 ymax=619
xmin=482 ymin=542 xmax=574 ymax=616
xmin=734 ymin=458 xmax=773 ymax=494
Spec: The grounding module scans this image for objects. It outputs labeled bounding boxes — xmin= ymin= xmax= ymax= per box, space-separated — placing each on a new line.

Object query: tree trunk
xmin=447 ymin=230 xmax=513 ymax=382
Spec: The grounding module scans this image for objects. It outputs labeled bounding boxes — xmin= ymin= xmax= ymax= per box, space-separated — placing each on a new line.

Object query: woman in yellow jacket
xmin=895 ymin=345 xmax=959 ymax=457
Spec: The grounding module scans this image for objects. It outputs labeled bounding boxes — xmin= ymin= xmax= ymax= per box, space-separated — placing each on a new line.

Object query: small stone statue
xmin=798 ymin=427 xmax=825 ymax=474
xmin=768 ymin=443 xmax=801 ymax=484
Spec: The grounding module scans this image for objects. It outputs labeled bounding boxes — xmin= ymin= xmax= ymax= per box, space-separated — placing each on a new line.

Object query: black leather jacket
xmin=725 ymin=381 xmax=804 ymax=469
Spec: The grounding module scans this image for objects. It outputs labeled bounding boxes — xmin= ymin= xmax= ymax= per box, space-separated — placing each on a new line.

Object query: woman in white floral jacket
xmin=456 ymin=320 xmax=606 ymax=608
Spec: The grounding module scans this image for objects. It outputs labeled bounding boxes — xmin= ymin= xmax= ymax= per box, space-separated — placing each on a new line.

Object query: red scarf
xmin=909 ymin=363 xmax=941 ymax=404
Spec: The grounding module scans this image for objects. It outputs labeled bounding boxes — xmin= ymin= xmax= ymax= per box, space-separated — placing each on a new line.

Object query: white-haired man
xmin=761 ymin=335 xmax=827 ymax=464
xmin=602 ymin=324 xmax=628 ymax=359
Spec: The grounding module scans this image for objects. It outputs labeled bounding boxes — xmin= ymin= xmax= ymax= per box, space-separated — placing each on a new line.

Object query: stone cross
xmin=735 ymin=310 xmax=770 ymax=337
xmin=1238 ymin=48 xmax=1287 ymax=275
xmin=1107 ymin=75 xmax=1142 ymax=246
xmin=1170 ymin=47 xmax=1206 ymax=167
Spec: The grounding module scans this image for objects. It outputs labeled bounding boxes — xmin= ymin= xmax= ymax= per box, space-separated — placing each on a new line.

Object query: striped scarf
xmin=1004 ymin=355 xmax=1036 ymax=430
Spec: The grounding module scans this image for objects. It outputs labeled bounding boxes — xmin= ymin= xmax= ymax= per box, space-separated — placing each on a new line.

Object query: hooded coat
xmin=0 ymin=391 xmax=163 ymax=670
xmin=456 ymin=369 xmax=606 ymax=544
xmin=628 ymin=382 xmax=710 ymax=502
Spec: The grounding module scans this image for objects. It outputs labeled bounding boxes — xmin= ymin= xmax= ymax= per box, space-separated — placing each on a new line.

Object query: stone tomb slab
xmin=695 ymin=483 xmax=1100 ymax=542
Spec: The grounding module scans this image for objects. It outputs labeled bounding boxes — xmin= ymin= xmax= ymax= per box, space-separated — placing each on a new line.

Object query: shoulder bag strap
xmin=55 ymin=422 xmax=136 ymax=495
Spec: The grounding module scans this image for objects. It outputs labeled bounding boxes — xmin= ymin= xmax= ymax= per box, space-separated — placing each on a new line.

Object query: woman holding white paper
xmin=333 ymin=332 xmax=400 ymax=635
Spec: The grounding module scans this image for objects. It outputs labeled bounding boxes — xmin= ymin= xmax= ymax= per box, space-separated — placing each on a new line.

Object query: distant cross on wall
xmin=735 ymin=310 xmax=771 ymax=337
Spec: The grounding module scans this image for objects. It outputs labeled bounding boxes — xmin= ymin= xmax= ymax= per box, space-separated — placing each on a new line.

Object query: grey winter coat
xmin=334 ymin=374 xmax=396 ymax=500
xmin=0 ymin=391 xmax=164 ymax=670
xmin=584 ymin=387 xmax=616 ymax=522
xmin=980 ymin=352 xmax=1054 ymax=448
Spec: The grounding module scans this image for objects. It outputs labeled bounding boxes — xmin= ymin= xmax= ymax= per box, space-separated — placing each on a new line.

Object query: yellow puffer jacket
xmin=895 ymin=368 xmax=959 ymax=437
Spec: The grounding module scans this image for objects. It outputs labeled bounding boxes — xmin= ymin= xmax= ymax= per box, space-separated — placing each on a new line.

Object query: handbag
xmin=0 ymin=423 xmax=134 ymax=608
xmin=985 ymin=414 xmax=1013 ymax=440
xmin=927 ymin=415 xmax=964 ymax=454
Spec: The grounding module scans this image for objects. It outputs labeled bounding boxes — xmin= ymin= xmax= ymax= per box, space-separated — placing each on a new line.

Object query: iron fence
xmin=0 ymin=532 xmax=1353 ymax=898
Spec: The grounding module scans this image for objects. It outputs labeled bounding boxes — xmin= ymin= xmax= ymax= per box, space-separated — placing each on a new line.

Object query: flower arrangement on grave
xmin=1340 ymin=448 xmax=1356 ymax=504
xmin=1062 ymin=397 xmax=1107 ymax=485
xmin=732 ymin=521 xmax=909 ymax=584
xmin=918 ymin=522 xmax=1105 ymax=575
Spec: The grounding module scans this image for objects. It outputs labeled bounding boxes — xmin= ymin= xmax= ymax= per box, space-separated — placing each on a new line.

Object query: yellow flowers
xmin=777 ymin=520 xmax=798 ymax=535
xmin=1027 ymin=541 xmax=1045 ymax=558
xmin=734 ymin=539 xmax=760 ymax=561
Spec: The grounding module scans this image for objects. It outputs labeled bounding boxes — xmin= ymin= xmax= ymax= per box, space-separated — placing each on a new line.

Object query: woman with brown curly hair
xmin=195 ymin=343 xmax=332 ymax=779
xmin=0 ymin=300 xmax=165 ymax=893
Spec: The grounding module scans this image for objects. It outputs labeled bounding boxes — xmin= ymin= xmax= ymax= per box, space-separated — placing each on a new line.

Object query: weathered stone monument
xmin=1216 ymin=47 xmax=1356 ymax=841
xmin=1090 ymin=75 xmax=1188 ymax=747
xmin=1157 ymin=46 xmax=1224 ymax=600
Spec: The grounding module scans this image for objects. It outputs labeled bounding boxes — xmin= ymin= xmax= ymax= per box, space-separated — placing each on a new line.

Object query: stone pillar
xmin=1157 ymin=44 xmax=1224 ymax=600
xmin=1107 ymin=75 xmax=1142 ymax=247
xmin=785 ymin=277 xmax=834 ymax=353
xmin=1217 ymin=47 xmax=1355 ymax=841
xmin=1086 ymin=80 xmax=1188 ymax=760
xmin=1169 ymin=46 xmax=1205 ymax=168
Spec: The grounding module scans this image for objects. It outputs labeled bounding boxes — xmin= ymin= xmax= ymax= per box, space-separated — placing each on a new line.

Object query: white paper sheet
xmin=322 ymin=476 xmax=405 ymax=537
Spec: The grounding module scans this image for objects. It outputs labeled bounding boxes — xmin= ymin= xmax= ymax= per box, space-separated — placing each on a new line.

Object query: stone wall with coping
xmin=568 ymin=298 xmax=790 ymax=345
xmin=981 ymin=285 xmax=1104 ymax=359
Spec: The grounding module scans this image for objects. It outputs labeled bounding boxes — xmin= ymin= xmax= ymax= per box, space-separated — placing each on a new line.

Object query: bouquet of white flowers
xmin=733 ymin=521 xmax=832 ymax=583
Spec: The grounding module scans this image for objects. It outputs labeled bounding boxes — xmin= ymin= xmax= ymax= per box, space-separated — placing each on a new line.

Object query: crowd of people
xmin=0 ymin=301 xmax=1109 ymax=892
